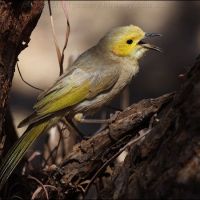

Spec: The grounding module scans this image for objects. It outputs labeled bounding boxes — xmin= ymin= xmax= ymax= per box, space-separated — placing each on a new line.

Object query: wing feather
xmin=35 ymin=65 xmax=120 ymax=116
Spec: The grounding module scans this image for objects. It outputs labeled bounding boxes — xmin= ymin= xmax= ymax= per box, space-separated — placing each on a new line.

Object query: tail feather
xmin=18 ymin=112 xmax=51 ymax=128
xmin=17 ymin=112 xmax=37 ymax=128
xmin=0 ymin=117 xmax=60 ymax=190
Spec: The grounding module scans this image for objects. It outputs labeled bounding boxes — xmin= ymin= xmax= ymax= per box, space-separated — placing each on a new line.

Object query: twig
xmin=57 ymin=123 xmax=67 ymax=161
xmin=48 ymin=1 xmax=70 ymax=76
xmin=43 ymin=137 xmax=54 ymax=167
xmin=47 ymin=0 xmax=62 ymax=74
xmin=84 ymin=130 xmax=150 ymax=195
xmin=28 ymin=151 xmax=41 ymax=162
xmin=43 ymin=124 xmax=65 ymax=166
xmin=32 ymin=187 xmax=45 ymax=200
xmin=31 ymin=185 xmax=58 ymax=200
xmin=28 ymin=175 xmax=49 ymax=200
xmin=53 ymin=124 xmax=64 ymax=163
xmin=60 ymin=1 xmax=70 ymax=73
xmin=17 ymin=62 xmax=44 ymax=91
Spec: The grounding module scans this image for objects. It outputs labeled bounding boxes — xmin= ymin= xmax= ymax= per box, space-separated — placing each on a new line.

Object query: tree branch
xmin=46 ymin=92 xmax=173 ymax=199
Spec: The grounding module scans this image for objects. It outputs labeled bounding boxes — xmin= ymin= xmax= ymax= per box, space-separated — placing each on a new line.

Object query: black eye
xmin=126 ymin=39 xmax=133 ymax=44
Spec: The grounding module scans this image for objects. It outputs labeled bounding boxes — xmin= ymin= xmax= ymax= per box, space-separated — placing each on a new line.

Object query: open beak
xmin=138 ymin=33 xmax=162 ymax=52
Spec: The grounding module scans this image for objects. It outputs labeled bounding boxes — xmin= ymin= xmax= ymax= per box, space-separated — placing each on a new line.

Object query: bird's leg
xmin=74 ymin=112 xmax=121 ymax=142
xmin=74 ymin=113 xmax=111 ymax=124
xmin=63 ymin=117 xmax=86 ymax=140
xmin=74 ymin=111 xmax=121 ymax=125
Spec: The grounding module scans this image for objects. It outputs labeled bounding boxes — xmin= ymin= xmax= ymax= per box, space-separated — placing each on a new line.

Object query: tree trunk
xmin=0 ymin=1 xmax=44 ymax=157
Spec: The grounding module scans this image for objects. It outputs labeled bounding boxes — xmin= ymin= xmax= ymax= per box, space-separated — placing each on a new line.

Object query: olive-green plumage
xmin=0 ymin=25 xmax=161 ymax=189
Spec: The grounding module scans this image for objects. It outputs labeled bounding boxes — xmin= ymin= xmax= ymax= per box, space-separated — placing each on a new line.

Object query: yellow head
xmin=99 ymin=25 xmax=161 ymax=59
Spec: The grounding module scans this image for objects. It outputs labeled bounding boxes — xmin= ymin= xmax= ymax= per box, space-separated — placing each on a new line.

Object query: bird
xmin=0 ymin=25 xmax=161 ymax=189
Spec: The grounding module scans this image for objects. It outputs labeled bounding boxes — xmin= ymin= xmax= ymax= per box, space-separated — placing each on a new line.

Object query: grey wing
xmin=18 ymin=64 xmax=120 ymax=127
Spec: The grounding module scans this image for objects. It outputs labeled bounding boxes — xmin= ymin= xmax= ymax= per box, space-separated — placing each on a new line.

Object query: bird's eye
xmin=126 ymin=39 xmax=133 ymax=44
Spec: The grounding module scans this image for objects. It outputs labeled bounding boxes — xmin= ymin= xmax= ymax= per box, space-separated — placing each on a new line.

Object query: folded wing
xmin=19 ymin=64 xmax=120 ymax=127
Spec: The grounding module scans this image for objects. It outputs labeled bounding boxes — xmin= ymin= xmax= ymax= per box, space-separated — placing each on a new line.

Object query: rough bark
xmin=118 ymin=56 xmax=200 ymax=200
xmin=0 ymin=1 xmax=44 ymax=157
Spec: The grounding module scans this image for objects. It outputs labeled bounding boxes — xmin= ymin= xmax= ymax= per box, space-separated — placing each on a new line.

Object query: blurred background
xmin=8 ymin=1 xmax=200 ymax=164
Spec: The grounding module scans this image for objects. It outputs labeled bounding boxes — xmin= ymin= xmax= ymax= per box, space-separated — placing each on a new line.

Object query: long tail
xmin=0 ymin=117 xmax=59 ymax=190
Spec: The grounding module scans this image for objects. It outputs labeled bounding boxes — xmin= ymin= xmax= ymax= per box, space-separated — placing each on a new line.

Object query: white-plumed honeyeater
xmin=0 ymin=25 xmax=161 ymax=189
